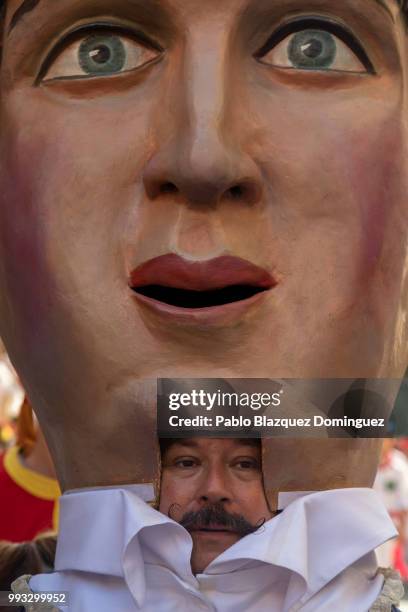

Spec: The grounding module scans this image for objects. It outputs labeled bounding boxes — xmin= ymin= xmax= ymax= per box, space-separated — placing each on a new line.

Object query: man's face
xmin=159 ymin=438 xmax=272 ymax=574
xmin=0 ymin=0 xmax=407 ymax=487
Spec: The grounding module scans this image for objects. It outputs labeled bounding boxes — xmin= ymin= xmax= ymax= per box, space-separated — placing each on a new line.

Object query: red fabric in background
xmin=394 ymin=540 xmax=408 ymax=581
xmin=0 ymin=452 xmax=54 ymax=542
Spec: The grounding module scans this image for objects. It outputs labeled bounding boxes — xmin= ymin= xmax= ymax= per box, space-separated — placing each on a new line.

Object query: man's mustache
xmin=169 ymin=502 xmax=266 ymax=537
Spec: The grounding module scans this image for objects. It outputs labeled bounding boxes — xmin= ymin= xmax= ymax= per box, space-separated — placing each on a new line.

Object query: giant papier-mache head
xmin=0 ymin=0 xmax=408 ymax=506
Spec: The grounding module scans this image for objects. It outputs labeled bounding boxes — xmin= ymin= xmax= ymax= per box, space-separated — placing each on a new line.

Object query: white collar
xmin=205 ymin=488 xmax=396 ymax=606
xmin=55 ymin=486 xmax=396 ymax=608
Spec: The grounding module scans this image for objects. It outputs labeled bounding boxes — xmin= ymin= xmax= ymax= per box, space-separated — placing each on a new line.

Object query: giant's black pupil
xmin=302 ymin=39 xmax=323 ymax=59
xmin=90 ymin=45 xmax=112 ymax=65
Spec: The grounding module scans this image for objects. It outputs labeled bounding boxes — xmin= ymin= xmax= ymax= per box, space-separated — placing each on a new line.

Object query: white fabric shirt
xmin=30 ymin=486 xmax=396 ymax=612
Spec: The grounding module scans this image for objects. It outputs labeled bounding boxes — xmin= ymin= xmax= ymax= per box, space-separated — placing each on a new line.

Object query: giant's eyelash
xmin=254 ymin=17 xmax=376 ymax=75
xmin=36 ymin=22 xmax=164 ymax=85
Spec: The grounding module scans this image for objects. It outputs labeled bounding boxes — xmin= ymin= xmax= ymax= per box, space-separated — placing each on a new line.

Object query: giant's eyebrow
xmin=6 ymin=0 xmax=401 ymax=38
xmin=8 ymin=0 xmax=174 ymax=36
xmin=376 ymin=0 xmax=399 ymax=20
xmin=240 ymin=0 xmax=400 ymax=33
xmin=9 ymin=0 xmax=40 ymax=34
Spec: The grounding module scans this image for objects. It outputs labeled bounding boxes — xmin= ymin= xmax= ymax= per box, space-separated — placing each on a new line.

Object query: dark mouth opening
xmin=131 ymin=285 xmax=267 ymax=308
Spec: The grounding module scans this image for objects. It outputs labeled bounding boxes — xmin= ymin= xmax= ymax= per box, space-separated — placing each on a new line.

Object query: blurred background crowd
xmin=0 ymin=343 xmax=59 ymax=601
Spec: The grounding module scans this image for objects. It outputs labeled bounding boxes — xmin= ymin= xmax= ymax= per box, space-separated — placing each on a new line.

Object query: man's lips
xmin=129 ymin=254 xmax=276 ymax=310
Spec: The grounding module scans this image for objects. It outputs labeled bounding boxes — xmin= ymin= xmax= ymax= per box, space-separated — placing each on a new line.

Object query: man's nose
xmin=199 ymin=466 xmax=232 ymax=505
xmin=143 ymin=29 xmax=263 ymax=209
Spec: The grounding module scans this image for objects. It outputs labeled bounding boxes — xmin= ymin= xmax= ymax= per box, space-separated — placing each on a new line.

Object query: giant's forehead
xmin=0 ymin=0 xmax=405 ymax=59
xmin=1 ymin=0 xmax=405 ymax=24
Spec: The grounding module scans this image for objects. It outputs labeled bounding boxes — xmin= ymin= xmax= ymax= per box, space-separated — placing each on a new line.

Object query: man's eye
xmin=175 ymin=459 xmax=197 ymax=468
xmin=234 ymin=459 xmax=259 ymax=470
xmin=39 ymin=28 xmax=162 ymax=83
xmin=256 ymin=20 xmax=374 ymax=75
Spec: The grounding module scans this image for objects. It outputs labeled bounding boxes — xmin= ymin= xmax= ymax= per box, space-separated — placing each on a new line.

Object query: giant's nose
xmin=143 ymin=132 xmax=263 ymax=208
xmin=142 ymin=26 xmax=263 ymax=209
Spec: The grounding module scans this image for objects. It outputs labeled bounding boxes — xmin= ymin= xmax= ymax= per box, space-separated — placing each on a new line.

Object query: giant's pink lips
xmin=129 ymin=254 xmax=277 ymax=326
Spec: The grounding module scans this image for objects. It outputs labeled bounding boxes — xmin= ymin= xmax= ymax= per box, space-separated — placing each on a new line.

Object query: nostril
xmin=225 ymin=181 xmax=263 ymax=206
xmin=227 ymin=185 xmax=244 ymax=200
xmin=160 ymin=182 xmax=178 ymax=195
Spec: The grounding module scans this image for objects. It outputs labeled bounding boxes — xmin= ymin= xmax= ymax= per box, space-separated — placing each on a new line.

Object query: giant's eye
xmin=256 ymin=19 xmax=374 ymax=75
xmin=39 ymin=26 xmax=162 ymax=83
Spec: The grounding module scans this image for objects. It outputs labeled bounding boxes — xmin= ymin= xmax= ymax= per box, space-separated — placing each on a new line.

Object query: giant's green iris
xmin=79 ymin=35 xmax=126 ymax=75
xmin=288 ymin=30 xmax=336 ymax=70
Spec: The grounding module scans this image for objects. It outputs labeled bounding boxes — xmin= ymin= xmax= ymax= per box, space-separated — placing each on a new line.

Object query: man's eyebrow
xmin=167 ymin=438 xmax=260 ymax=450
xmin=170 ymin=439 xmax=200 ymax=449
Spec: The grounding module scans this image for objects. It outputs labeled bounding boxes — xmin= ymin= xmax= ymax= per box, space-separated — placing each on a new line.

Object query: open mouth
xmin=129 ymin=254 xmax=276 ymax=311
xmin=132 ymin=284 xmax=267 ymax=309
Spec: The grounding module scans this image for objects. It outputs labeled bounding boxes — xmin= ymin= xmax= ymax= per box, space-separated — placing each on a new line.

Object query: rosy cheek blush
xmin=0 ymin=143 xmax=57 ymax=351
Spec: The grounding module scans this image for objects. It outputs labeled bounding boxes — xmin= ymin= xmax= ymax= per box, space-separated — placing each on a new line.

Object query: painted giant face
xmin=0 ymin=0 xmax=407 ymax=491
